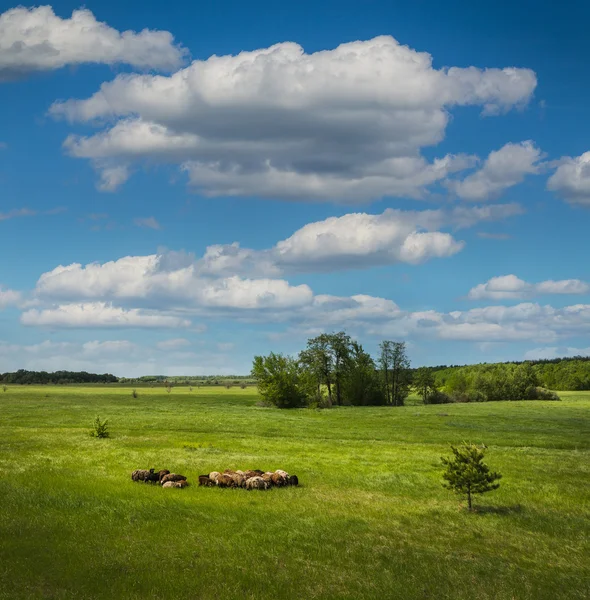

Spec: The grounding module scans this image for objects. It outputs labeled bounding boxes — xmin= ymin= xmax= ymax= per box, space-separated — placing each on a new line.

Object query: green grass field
xmin=0 ymin=386 xmax=588 ymax=600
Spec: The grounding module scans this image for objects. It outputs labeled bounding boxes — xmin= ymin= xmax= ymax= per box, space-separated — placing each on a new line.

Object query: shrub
xmin=424 ymin=390 xmax=453 ymax=404
xmin=132 ymin=389 xmax=138 ymax=398
xmin=90 ymin=416 xmax=110 ymax=438
xmin=166 ymin=385 xmax=172 ymax=393
xmin=533 ymin=387 xmax=561 ymax=401
xmin=2 ymin=385 xmax=6 ymax=392
xmin=240 ymin=383 xmax=247 ymax=389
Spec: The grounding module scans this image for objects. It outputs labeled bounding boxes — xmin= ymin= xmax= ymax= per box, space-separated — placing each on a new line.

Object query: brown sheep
xmin=158 ymin=469 xmax=171 ymax=483
xmin=271 ymin=472 xmax=287 ymax=487
xmin=209 ymin=471 xmax=221 ymax=484
xmin=198 ymin=475 xmax=214 ymax=486
xmin=228 ymin=472 xmax=246 ymax=488
xmin=262 ymin=472 xmax=273 ymax=486
xmin=244 ymin=470 xmax=264 ymax=478
xmin=216 ymin=473 xmax=235 ymax=488
xmin=162 ymin=480 xmax=188 ymax=489
xmin=160 ymin=473 xmax=187 ymax=485
xmin=245 ymin=476 xmax=268 ymax=490
xmin=275 ymin=469 xmax=289 ymax=479
xmin=132 ymin=469 xmax=150 ymax=482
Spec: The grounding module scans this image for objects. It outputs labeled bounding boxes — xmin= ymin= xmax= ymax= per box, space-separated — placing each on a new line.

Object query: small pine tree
xmin=90 ymin=416 xmax=110 ymax=439
xmin=441 ymin=443 xmax=501 ymax=511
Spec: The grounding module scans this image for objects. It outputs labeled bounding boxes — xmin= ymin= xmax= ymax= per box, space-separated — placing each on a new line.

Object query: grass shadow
xmin=473 ymin=504 xmax=523 ymax=515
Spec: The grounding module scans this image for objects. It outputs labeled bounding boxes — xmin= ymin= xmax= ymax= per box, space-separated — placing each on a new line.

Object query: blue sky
xmin=1 ymin=1 xmax=590 ymax=376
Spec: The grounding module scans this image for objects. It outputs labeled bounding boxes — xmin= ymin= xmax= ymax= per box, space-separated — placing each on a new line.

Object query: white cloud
xmin=467 ymin=275 xmax=589 ymax=300
xmin=134 ymin=216 xmax=161 ymax=230
xmin=20 ymin=302 xmax=191 ymax=329
xmin=523 ymin=346 xmax=590 ymax=360
xmin=98 ymin=165 xmax=130 ymax=192
xmin=157 ymin=338 xmax=191 ymax=350
xmin=547 ymin=151 xmax=590 ymax=206
xmin=447 ymin=141 xmax=543 ymax=201
xmin=198 ymin=204 xmax=522 ymax=276
xmin=50 ymin=35 xmax=536 ymax=198
xmin=0 ymin=286 xmax=21 ymax=309
xmin=0 ymin=6 xmax=185 ymax=80
xmin=33 ymin=204 xmax=521 ymax=314
xmin=0 ymin=339 xmax=244 ymax=377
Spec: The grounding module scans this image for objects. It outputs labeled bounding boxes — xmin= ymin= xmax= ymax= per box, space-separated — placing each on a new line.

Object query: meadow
xmin=0 ymin=385 xmax=588 ymax=600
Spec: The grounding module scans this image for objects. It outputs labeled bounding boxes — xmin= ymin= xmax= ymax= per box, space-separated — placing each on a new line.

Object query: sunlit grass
xmin=0 ymin=386 xmax=588 ymax=599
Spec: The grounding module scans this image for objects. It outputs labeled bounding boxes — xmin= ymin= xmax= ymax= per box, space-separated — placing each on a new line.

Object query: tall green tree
xmin=251 ymin=353 xmax=308 ymax=408
xmin=299 ymin=334 xmax=334 ymax=406
xmin=329 ymin=331 xmax=353 ymax=406
xmin=380 ymin=341 xmax=411 ymax=406
xmin=342 ymin=341 xmax=385 ymax=406
xmin=441 ymin=443 xmax=502 ymax=511
xmin=414 ymin=367 xmax=436 ymax=403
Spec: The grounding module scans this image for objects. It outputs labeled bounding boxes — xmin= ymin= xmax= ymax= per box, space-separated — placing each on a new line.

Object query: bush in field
xmin=534 ymin=387 xmax=561 ymax=400
xmin=424 ymin=389 xmax=453 ymax=404
xmin=252 ymin=353 xmax=308 ymax=408
xmin=2 ymin=385 xmax=6 ymax=392
xmin=132 ymin=389 xmax=138 ymax=398
xmin=90 ymin=416 xmax=110 ymax=439
xmin=441 ymin=443 xmax=501 ymax=511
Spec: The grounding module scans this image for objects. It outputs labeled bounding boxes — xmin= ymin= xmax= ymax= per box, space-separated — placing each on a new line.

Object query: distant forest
xmin=2 ymin=355 xmax=590 ymax=390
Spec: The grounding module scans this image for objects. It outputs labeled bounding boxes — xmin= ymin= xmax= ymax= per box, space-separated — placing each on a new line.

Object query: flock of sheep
xmin=131 ymin=468 xmax=299 ymax=490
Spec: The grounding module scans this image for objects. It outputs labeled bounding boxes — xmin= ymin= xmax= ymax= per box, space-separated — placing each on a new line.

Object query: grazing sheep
xmin=216 ymin=473 xmax=235 ymax=488
xmin=244 ymin=470 xmax=264 ymax=478
xmin=160 ymin=473 xmax=187 ymax=485
xmin=209 ymin=471 xmax=221 ymax=484
xmin=198 ymin=475 xmax=214 ymax=487
xmin=146 ymin=469 xmax=162 ymax=483
xmin=228 ymin=472 xmax=246 ymax=488
xmin=288 ymin=475 xmax=299 ymax=486
xmin=275 ymin=469 xmax=289 ymax=479
xmin=262 ymin=472 xmax=273 ymax=486
xmin=131 ymin=469 xmax=153 ymax=482
xmin=162 ymin=480 xmax=188 ymax=489
xmin=271 ymin=472 xmax=287 ymax=487
xmin=245 ymin=476 xmax=268 ymax=490
xmin=158 ymin=469 xmax=171 ymax=483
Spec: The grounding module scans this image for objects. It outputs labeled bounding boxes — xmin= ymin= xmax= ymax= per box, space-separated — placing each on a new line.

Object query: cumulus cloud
xmin=447 ymin=141 xmax=543 ymax=201
xmin=547 ymin=151 xmax=590 ymax=206
xmin=0 ymin=286 xmax=21 ymax=309
xmin=467 ymin=275 xmax=589 ymax=300
xmin=0 ymin=6 xmax=185 ymax=81
xmin=33 ymin=204 xmax=521 ymax=314
xmin=20 ymin=302 xmax=191 ymax=328
xmin=50 ymin=35 xmax=536 ymax=198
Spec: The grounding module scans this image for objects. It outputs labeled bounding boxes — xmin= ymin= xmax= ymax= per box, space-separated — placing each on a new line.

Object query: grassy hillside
xmin=0 ymin=386 xmax=588 ymax=599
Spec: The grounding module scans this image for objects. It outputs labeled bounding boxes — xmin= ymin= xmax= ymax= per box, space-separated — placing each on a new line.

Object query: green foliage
xmin=379 ymin=340 xmax=411 ymax=406
xmin=441 ymin=443 xmax=502 ymax=510
xmin=342 ymin=341 xmax=386 ymax=406
xmin=414 ymin=367 xmax=436 ymax=402
xmin=89 ymin=416 xmax=110 ymax=439
xmin=131 ymin=389 xmax=138 ymax=398
xmin=251 ymin=353 xmax=308 ymax=408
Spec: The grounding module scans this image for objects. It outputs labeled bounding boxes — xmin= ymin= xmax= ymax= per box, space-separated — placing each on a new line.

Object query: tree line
xmin=252 ymin=332 xmax=412 ymax=408
xmin=0 ymin=369 xmax=118 ymax=385
xmin=252 ymin=332 xmax=564 ymax=408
